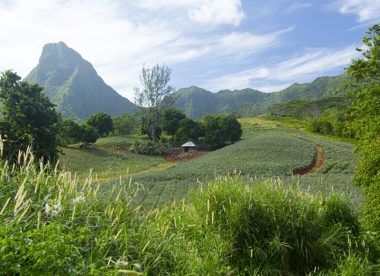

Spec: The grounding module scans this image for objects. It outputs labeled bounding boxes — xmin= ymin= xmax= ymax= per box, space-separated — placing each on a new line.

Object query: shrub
xmin=162 ymin=109 xmax=186 ymax=138
xmin=112 ymin=113 xmax=135 ymax=135
xmin=204 ymin=114 xmax=242 ymax=148
xmin=191 ymin=178 xmax=366 ymax=275
xmin=332 ymin=254 xmax=376 ymax=275
xmin=85 ymin=112 xmax=113 ymax=137
xmin=130 ymin=138 xmax=172 ymax=155
xmin=79 ymin=124 xmax=99 ymax=147
xmin=174 ymin=117 xmax=204 ymax=143
xmin=60 ymin=118 xmax=81 ymax=145
xmin=0 ymin=223 xmax=88 ymax=274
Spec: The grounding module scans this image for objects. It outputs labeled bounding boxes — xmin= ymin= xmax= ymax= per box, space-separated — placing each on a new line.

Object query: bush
xmin=204 ymin=114 xmax=242 ymax=148
xmin=332 ymin=254 xmax=376 ymax=275
xmin=162 ymin=109 xmax=186 ymax=138
xmin=112 ymin=113 xmax=135 ymax=136
xmin=85 ymin=112 xmax=113 ymax=137
xmin=60 ymin=118 xmax=81 ymax=145
xmin=0 ymin=223 xmax=88 ymax=274
xmin=191 ymin=178 xmax=366 ymax=275
xmin=130 ymin=138 xmax=172 ymax=155
xmin=174 ymin=118 xmax=204 ymax=143
xmin=79 ymin=124 xmax=99 ymax=147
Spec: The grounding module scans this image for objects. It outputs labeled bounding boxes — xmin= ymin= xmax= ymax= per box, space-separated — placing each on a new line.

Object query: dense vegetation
xmin=0 ymin=71 xmax=61 ymax=162
xmin=345 ymin=24 xmax=380 ymax=232
xmin=122 ymin=118 xmax=360 ymax=208
xmin=1 ymin=23 xmax=380 ymax=275
xmin=0 ymin=147 xmax=376 ymax=274
xmin=175 ymin=75 xmax=345 ymax=119
xmin=85 ymin=112 xmax=113 ymax=137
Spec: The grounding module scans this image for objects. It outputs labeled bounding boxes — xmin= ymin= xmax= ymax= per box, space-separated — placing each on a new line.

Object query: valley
xmin=1 ymin=3 xmax=379 ymax=274
xmin=61 ymin=115 xmax=360 ymax=209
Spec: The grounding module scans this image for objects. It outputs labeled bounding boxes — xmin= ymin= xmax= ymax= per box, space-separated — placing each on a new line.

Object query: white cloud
xmin=188 ymin=0 xmax=245 ymax=26
xmin=0 ymin=0 xmax=287 ymax=100
xmin=135 ymin=0 xmax=245 ymax=26
xmin=287 ymin=2 xmax=312 ymax=12
xmin=335 ymin=0 xmax=380 ymax=22
xmin=204 ymin=45 xmax=360 ymax=92
xmin=216 ymin=27 xmax=293 ymax=57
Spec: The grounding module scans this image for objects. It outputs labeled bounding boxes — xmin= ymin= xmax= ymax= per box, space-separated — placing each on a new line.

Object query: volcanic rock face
xmin=26 ymin=42 xmax=135 ymax=120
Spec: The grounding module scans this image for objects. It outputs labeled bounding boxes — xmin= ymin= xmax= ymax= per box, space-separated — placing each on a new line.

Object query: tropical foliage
xmin=0 ymin=148 xmax=375 ymax=274
xmin=0 ymin=70 xmax=60 ymax=162
xmin=85 ymin=112 xmax=113 ymax=137
xmin=345 ymin=24 xmax=380 ymax=231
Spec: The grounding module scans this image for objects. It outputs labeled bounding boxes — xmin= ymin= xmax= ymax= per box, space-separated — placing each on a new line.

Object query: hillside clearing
xmin=60 ymin=116 xmax=360 ymax=209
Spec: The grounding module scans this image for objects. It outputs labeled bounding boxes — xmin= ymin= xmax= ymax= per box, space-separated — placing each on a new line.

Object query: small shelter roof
xmin=181 ymin=141 xmax=197 ymax=148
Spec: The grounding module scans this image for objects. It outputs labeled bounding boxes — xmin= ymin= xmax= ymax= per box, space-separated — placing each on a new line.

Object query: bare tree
xmin=134 ymin=64 xmax=175 ymax=141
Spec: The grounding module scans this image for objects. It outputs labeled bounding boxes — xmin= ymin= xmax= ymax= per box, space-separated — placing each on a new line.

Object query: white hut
xmin=181 ymin=141 xmax=197 ymax=152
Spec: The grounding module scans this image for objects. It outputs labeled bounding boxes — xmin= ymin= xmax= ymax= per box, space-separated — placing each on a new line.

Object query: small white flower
xmin=115 ymin=259 xmax=129 ymax=268
xmin=44 ymin=203 xmax=51 ymax=214
xmin=73 ymin=195 xmax=85 ymax=204
xmin=52 ymin=202 xmax=62 ymax=216
xmin=44 ymin=202 xmax=62 ymax=216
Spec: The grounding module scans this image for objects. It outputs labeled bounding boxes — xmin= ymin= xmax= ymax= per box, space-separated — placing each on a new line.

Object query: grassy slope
xmin=61 ymin=117 xmax=360 ymax=209
xmin=133 ymin=117 xmax=360 ymax=208
xmin=1 ymin=154 xmax=370 ymax=274
xmin=60 ymin=135 xmax=174 ymax=182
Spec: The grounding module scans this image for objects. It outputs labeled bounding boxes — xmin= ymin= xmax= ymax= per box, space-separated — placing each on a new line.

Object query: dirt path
xmin=164 ymin=150 xmax=210 ymax=162
xmin=293 ymin=144 xmax=325 ymax=176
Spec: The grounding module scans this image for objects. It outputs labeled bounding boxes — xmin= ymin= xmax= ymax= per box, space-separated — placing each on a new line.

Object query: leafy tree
xmin=204 ymin=115 xmax=225 ymax=148
xmin=221 ymin=114 xmax=242 ymax=144
xmin=60 ymin=118 xmax=81 ymax=145
xmin=112 ymin=113 xmax=135 ymax=135
xmin=345 ymin=24 xmax=380 ymax=230
xmin=79 ymin=124 xmax=99 ymax=148
xmin=85 ymin=112 xmax=113 ymax=137
xmin=204 ymin=114 xmax=242 ymax=148
xmin=162 ymin=108 xmax=186 ymax=138
xmin=174 ymin=117 xmax=204 ymax=143
xmin=0 ymin=70 xmax=60 ymax=162
xmin=134 ymin=64 xmax=175 ymax=141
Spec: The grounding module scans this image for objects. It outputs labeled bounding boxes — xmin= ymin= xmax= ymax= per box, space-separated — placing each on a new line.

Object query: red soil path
xmin=164 ymin=149 xmax=210 ymax=162
xmin=293 ymin=144 xmax=326 ymax=176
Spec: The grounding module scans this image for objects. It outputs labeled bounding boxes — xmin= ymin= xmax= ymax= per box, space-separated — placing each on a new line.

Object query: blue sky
xmin=0 ymin=0 xmax=379 ymax=100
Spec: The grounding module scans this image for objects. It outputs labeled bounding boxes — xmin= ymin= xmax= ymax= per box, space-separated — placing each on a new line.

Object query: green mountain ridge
xmin=24 ymin=42 xmax=346 ymax=120
xmin=25 ymin=42 xmax=136 ymax=120
xmin=175 ymin=74 xmax=347 ymax=118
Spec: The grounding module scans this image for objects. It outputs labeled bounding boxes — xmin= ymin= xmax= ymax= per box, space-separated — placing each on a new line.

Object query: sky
xmin=0 ymin=0 xmax=379 ymax=100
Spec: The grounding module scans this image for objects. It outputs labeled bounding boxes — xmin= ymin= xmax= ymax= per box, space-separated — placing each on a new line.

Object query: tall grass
xmin=0 ymin=142 xmax=377 ymax=274
xmin=133 ymin=176 xmax=377 ymax=275
xmin=0 ymin=145 xmax=143 ymax=274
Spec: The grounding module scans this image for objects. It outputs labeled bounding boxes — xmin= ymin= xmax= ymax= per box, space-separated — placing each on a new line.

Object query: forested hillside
xmin=175 ymin=75 xmax=346 ymax=118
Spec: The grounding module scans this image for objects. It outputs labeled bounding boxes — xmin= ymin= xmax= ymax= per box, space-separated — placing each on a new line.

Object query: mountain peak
xmin=25 ymin=42 xmax=136 ymax=120
xmin=39 ymin=41 xmax=83 ymax=67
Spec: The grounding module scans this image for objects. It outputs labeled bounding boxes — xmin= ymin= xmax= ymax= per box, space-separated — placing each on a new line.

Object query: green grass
xmin=61 ymin=116 xmax=361 ymax=210
xmin=261 ymin=114 xmax=355 ymax=143
xmin=0 ymin=151 xmax=375 ymax=274
xmin=258 ymin=114 xmax=309 ymax=129
xmin=122 ymin=117 xmax=360 ymax=208
xmin=60 ymin=135 xmax=168 ymax=181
